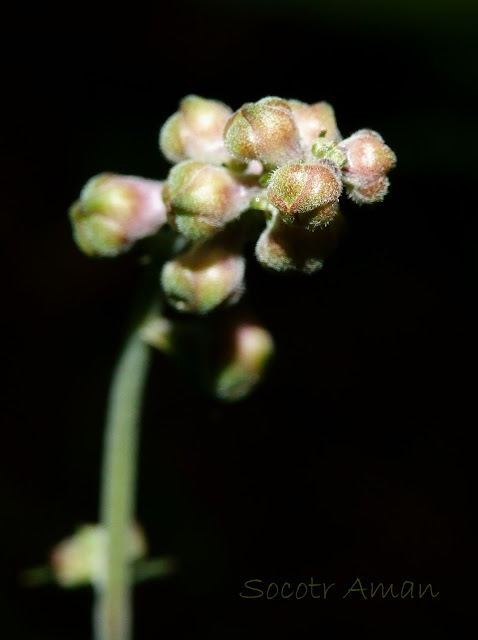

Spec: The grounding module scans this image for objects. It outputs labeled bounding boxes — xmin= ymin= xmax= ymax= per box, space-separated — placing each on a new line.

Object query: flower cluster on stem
xmin=69 ymin=94 xmax=396 ymax=399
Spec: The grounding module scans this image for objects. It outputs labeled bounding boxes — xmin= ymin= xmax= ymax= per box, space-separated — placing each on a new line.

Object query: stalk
xmin=94 ymin=330 xmax=151 ymax=640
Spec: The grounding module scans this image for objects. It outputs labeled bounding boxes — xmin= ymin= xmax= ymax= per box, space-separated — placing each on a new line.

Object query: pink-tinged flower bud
xmin=339 ymin=129 xmax=396 ymax=204
xmin=289 ymin=100 xmax=341 ymax=154
xmin=352 ymin=175 xmax=391 ymax=204
xmin=255 ymin=210 xmax=343 ymax=274
xmin=213 ymin=318 xmax=274 ymax=401
xmin=160 ymin=233 xmax=245 ymax=314
xmin=163 ymin=160 xmax=257 ymax=239
xmin=50 ymin=523 xmax=147 ymax=588
xmin=266 ymin=160 xmax=342 ymax=228
xmin=69 ymin=173 xmax=167 ymax=257
xmin=223 ymin=96 xmax=303 ymax=168
xmin=159 ymin=95 xmax=233 ymax=165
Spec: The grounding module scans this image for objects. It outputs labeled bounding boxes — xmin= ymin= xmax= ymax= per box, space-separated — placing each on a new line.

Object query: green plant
xmin=35 ymin=95 xmax=396 ymax=640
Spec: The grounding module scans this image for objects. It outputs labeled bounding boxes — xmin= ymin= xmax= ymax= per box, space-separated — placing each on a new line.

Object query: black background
xmin=2 ymin=1 xmax=477 ymax=638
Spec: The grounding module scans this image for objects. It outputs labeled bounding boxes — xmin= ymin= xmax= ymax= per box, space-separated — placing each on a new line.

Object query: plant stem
xmin=94 ymin=330 xmax=151 ymax=640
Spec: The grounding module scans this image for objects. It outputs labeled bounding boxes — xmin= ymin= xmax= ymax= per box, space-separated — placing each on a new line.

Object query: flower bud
xmin=159 ymin=95 xmax=233 ymax=165
xmin=339 ymin=129 xmax=396 ymax=204
xmin=69 ymin=174 xmax=167 ymax=257
xmin=289 ymin=100 xmax=341 ymax=154
xmin=311 ymin=132 xmax=346 ymax=167
xmin=223 ymin=97 xmax=303 ymax=168
xmin=352 ymin=175 xmax=390 ymax=204
xmin=50 ymin=523 xmax=147 ymax=588
xmin=163 ymin=160 xmax=257 ymax=239
xmin=213 ymin=318 xmax=274 ymax=401
xmin=139 ymin=314 xmax=175 ymax=353
xmin=255 ymin=210 xmax=343 ymax=274
xmin=160 ymin=233 xmax=245 ymax=314
xmin=266 ymin=160 xmax=342 ymax=228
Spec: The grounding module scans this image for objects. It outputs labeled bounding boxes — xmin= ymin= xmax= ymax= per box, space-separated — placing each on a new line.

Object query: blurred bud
xmin=50 ymin=523 xmax=147 ymax=588
xmin=163 ymin=160 xmax=257 ymax=239
xmin=213 ymin=318 xmax=274 ymax=401
xmin=224 ymin=97 xmax=303 ymax=168
xmin=159 ymin=95 xmax=233 ymax=165
xmin=227 ymin=158 xmax=264 ymax=176
xmin=255 ymin=210 xmax=343 ymax=274
xmin=161 ymin=232 xmax=245 ymax=314
xmin=69 ymin=174 xmax=167 ymax=257
xmin=139 ymin=314 xmax=175 ymax=352
xmin=267 ymin=160 xmax=342 ymax=228
xmin=339 ymin=129 xmax=396 ymax=203
xmin=289 ymin=100 xmax=341 ymax=155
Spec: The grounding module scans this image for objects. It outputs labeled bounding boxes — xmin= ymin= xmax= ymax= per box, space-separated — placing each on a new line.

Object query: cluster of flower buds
xmin=69 ymin=95 xmax=395 ymax=399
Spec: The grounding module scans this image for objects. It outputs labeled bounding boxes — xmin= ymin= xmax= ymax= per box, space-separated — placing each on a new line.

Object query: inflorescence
xmin=69 ymin=95 xmax=396 ymax=400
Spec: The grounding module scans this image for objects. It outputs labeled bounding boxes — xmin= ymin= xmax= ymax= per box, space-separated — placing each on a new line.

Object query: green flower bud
xmin=69 ymin=174 xmax=167 ymax=257
xmin=339 ymin=129 xmax=396 ymax=204
xmin=311 ymin=131 xmax=346 ymax=167
xmin=159 ymin=95 xmax=233 ymax=165
xmin=163 ymin=160 xmax=257 ymax=239
xmin=289 ymin=100 xmax=341 ymax=155
xmin=50 ymin=523 xmax=147 ymax=588
xmin=266 ymin=160 xmax=342 ymax=228
xmin=255 ymin=210 xmax=342 ymax=274
xmin=139 ymin=314 xmax=175 ymax=353
xmin=213 ymin=318 xmax=274 ymax=401
xmin=160 ymin=233 xmax=245 ymax=314
xmin=223 ymin=96 xmax=303 ymax=168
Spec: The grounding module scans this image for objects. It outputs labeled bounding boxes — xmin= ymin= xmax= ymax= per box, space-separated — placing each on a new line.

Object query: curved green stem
xmin=94 ymin=330 xmax=151 ymax=640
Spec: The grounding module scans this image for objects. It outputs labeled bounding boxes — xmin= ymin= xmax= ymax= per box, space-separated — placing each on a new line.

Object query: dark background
xmin=2 ymin=1 xmax=477 ymax=638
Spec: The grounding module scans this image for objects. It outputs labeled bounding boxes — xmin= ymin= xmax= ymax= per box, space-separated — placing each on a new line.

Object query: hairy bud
xmin=161 ymin=233 xmax=245 ymax=314
xmin=267 ymin=160 xmax=342 ymax=228
xmin=69 ymin=174 xmax=167 ymax=257
xmin=224 ymin=97 xmax=303 ymax=168
xmin=339 ymin=129 xmax=396 ymax=204
xmin=159 ymin=95 xmax=233 ymax=165
xmin=311 ymin=132 xmax=346 ymax=167
xmin=50 ymin=523 xmax=146 ymax=588
xmin=255 ymin=210 xmax=343 ymax=274
xmin=163 ymin=160 xmax=257 ymax=239
xmin=213 ymin=318 xmax=274 ymax=401
xmin=289 ymin=100 xmax=341 ymax=155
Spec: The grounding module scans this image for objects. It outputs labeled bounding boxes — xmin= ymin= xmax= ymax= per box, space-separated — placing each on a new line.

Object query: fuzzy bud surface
xmin=224 ymin=97 xmax=303 ymax=168
xmin=159 ymin=95 xmax=233 ymax=165
xmin=69 ymin=174 xmax=166 ymax=257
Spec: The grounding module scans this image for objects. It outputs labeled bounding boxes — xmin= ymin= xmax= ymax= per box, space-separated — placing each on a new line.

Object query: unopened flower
xmin=139 ymin=314 xmax=175 ymax=353
xmin=160 ymin=232 xmax=245 ymax=314
xmin=159 ymin=95 xmax=233 ymax=165
xmin=50 ymin=523 xmax=147 ymax=588
xmin=255 ymin=210 xmax=343 ymax=274
xmin=213 ymin=318 xmax=274 ymax=401
xmin=266 ymin=160 xmax=342 ymax=228
xmin=339 ymin=129 xmax=396 ymax=204
xmin=289 ymin=100 xmax=341 ymax=155
xmin=311 ymin=131 xmax=347 ymax=167
xmin=69 ymin=174 xmax=167 ymax=257
xmin=224 ymin=96 xmax=303 ymax=168
xmin=163 ymin=160 xmax=257 ymax=239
